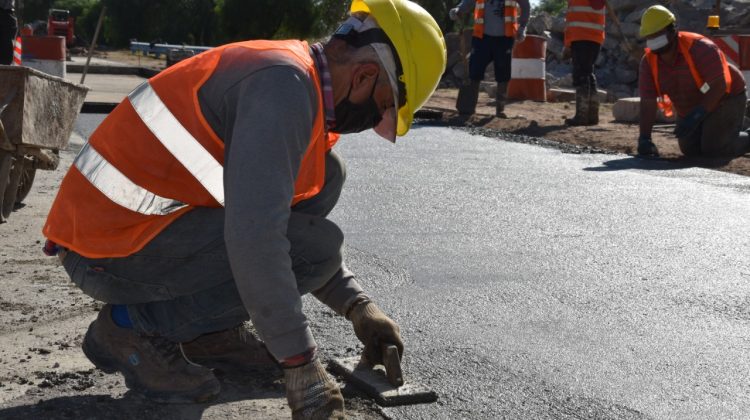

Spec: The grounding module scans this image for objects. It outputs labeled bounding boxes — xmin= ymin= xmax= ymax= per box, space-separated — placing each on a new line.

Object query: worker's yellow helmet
xmin=350 ymin=0 xmax=447 ymax=137
xmin=639 ymin=5 xmax=676 ymax=38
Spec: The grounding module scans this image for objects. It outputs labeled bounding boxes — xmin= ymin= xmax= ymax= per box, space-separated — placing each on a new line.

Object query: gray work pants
xmin=677 ymin=92 xmax=748 ymax=157
xmin=62 ymin=151 xmax=346 ymax=342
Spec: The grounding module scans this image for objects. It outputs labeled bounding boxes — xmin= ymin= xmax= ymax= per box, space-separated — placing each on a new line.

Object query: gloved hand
xmin=348 ymin=299 xmax=404 ymax=365
xmin=516 ymin=25 xmax=527 ymax=43
xmin=284 ymin=358 xmax=345 ymax=420
xmin=637 ymin=135 xmax=659 ymax=156
xmin=673 ymin=105 xmax=707 ymax=138
xmin=448 ymin=7 xmax=460 ymax=21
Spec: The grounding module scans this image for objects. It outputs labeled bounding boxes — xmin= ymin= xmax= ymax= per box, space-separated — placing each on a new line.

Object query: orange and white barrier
xmin=713 ymin=35 xmax=750 ymax=96
xmin=507 ymin=35 xmax=547 ymax=102
xmin=20 ymin=35 xmax=66 ymax=78
xmin=12 ymin=36 xmax=21 ymax=66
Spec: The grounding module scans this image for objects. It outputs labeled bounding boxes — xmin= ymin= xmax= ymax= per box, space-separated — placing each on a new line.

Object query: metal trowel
xmin=329 ymin=344 xmax=437 ymax=407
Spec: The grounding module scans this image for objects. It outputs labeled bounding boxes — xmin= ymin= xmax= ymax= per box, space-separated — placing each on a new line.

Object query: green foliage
xmin=533 ymin=0 xmax=567 ymax=15
xmin=18 ymin=0 xmax=459 ymax=48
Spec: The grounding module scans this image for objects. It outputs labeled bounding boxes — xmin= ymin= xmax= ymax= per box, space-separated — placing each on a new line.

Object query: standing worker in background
xmin=42 ymin=0 xmax=446 ymax=418
xmin=636 ymin=5 xmax=748 ymax=158
xmin=0 ymin=0 xmax=16 ymax=65
xmin=449 ymin=0 xmax=530 ymax=118
xmin=563 ymin=0 xmax=605 ymax=126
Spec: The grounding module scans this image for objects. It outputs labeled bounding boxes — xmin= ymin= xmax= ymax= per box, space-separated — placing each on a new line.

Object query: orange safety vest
xmin=564 ymin=0 xmax=606 ymax=46
xmin=645 ymin=32 xmax=732 ymax=118
xmin=473 ymin=0 xmax=520 ymax=38
xmin=43 ymin=40 xmax=338 ymax=259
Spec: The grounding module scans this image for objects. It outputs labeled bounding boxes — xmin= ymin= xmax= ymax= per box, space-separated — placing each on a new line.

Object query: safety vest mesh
xmin=473 ymin=0 xmax=520 ymax=38
xmin=564 ymin=0 xmax=606 ymax=46
xmin=645 ymin=32 xmax=732 ymax=118
xmin=43 ymin=40 xmax=335 ymax=258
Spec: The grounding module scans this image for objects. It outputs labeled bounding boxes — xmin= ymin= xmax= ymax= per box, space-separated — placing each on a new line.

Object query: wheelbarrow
xmin=0 ymin=66 xmax=88 ymax=223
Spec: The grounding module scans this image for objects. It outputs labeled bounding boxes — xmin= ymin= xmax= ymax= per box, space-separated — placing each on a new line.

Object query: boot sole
xmin=82 ymin=322 xmax=221 ymax=404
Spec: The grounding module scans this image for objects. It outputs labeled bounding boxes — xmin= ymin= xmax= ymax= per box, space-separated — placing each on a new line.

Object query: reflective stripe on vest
xmin=566 ymin=21 xmax=605 ymax=31
xmin=645 ymin=32 xmax=733 ymax=118
xmin=74 ymin=142 xmax=187 ymax=215
xmin=473 ymin=0 xmax=520 ymax=38
xmin=564 ymin=0 xmax=606 ymax=46
xmin=128 ymin=81 xmax=225 ymax=206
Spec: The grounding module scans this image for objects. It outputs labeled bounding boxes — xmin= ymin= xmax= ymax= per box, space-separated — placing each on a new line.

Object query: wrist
xmin=280 ymin=347 xmax=317 ymax=369
xmin=345 ymin=295 xmax=371 ymax=320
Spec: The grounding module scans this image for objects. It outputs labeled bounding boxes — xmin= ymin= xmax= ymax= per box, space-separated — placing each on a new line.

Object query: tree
xmin=533 ymin=0 xmax=566 ymax=15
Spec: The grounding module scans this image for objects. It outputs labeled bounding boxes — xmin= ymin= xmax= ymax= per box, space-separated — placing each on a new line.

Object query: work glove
xmin=673 ymin=105 xmax=707 ymax=138
xmin=516 ymin=25 xmax=527 ymax=43
xmin=449 ymin=7 xmax=460 ymax=21
xmin=348 ymin=299 xmax=404 ymax=365
xmin=637 ymin=135 xmax=659 ymax=157
xmin=284 ymin=358 xmax=345 ymax=420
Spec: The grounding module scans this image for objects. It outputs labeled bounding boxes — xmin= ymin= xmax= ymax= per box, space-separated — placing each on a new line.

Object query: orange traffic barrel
xmin=12 ymin=37 xmax=21 ymax=66
xmin=507 ymin=35 xmax=547 ymax=102
xmin=712 ymin=34 xmax=750 ymax=96
xmin=20 ymin=35 xmax=66 ymax=78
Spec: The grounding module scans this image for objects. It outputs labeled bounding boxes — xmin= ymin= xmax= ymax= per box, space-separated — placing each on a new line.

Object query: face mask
xmin=647 ymin=34 xmax=670 ymax=52
xmin=333 ymin=79 xmax=382 ymax=134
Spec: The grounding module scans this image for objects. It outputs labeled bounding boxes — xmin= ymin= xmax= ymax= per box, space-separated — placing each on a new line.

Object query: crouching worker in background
xmin=636 ymin=5 xmax=748 ymax=158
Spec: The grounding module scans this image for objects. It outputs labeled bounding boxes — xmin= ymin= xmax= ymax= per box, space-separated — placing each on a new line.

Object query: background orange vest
xmin=564 ymin=0 xmax=606 ymax=46
xmin=645 ymin=32 xmax=732 ymax=118
xmin=44 ymin=40 xmax=334 ymax=258
xmin=472 ymin=0 xmax=520 ymax=38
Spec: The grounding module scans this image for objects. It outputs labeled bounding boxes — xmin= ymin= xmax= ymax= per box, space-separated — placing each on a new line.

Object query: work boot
xmin=181 ymin=324 xmax=277 ymax=371
xmin=496 ymin=82 xmax=508 ymax=118
xmin=82 ymin=304 xmax=220 ymax=404
xmin=588 ymin=83 xmax=600 ymax=125
xmin=456 ymin=80 xmax=480 ymax=116
xmin=565 ymin=85 xmax=591 ymax=126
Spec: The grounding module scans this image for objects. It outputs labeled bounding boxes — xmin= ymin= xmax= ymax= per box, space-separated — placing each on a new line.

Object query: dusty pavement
xmin=0 ymin=119 xmax=385 ymax=420
xmin=424 ymin=88 xmax=750 ymax=177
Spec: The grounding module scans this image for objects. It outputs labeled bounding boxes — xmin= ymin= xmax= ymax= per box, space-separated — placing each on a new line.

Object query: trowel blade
xmin=329 ymin=356 xmax=437 ymax=407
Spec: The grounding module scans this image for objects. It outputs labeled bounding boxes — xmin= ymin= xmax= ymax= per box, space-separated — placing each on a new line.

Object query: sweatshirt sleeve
xmin=222 ymin=65 xmax=318 ymax=361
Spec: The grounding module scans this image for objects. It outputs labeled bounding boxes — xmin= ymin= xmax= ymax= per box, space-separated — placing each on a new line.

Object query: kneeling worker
xmin=42 ymin=0 xmax=446 ymax=418
xmin=636 ymin=5 xmax=747 ymax=157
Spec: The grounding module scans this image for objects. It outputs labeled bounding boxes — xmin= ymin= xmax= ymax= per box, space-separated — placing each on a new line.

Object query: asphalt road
xmin=68 ymin=116 xmax=750 ymax=418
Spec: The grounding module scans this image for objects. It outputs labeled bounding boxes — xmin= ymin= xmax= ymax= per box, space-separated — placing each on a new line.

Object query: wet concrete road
xmin=72 ymin=117 xmax=750 ymax=418
xmin=321 ymin=126 xmax=750 ymax=419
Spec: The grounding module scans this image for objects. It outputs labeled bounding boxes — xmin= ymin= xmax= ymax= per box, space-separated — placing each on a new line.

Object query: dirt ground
xmin=423 ymin=88 xmax=750 ymax=177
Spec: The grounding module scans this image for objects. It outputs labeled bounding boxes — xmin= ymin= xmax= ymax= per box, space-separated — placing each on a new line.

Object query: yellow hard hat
xmin=350 ymin=0 xmax=447 ymax=137
xmin=639 ymin=5 xmax=676 ymax=38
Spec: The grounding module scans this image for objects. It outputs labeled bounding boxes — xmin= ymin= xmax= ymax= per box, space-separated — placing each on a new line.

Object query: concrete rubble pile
xmin=443 ymin=0 xmax=750 ymax=103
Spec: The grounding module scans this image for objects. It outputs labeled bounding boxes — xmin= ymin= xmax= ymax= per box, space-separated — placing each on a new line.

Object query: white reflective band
xmin=504 ymin=16 xmax=518 ymax=23
xmin=476 ymin=2 xmax=484 ymax=9
xmin=475 ymin=18 xmax=484 ymax=24
xmin=567 ymin=6 xmax=606 ymax=14
xmin=566 ymin=21 xmax=605 ymax=31
xmin=128 ymin=82 xmax=225 ymax=206
xmin=505 ymin=1 xmax=519 ymax=8
xmin=511 ymin=58 xmax=546 ymax=79
xmin=74 ymin=142 xmax=187 ymax=215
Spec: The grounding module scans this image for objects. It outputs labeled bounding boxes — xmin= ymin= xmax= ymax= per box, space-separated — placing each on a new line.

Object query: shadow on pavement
xmin=583 ymin=155 xmax=734 ymax=172
xmin=0 ymin=367 xmax=286 ymax=420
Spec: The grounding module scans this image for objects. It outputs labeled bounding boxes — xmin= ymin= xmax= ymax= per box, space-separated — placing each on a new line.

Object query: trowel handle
xmin=381 ymin=343 xmax=404 ymax=387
